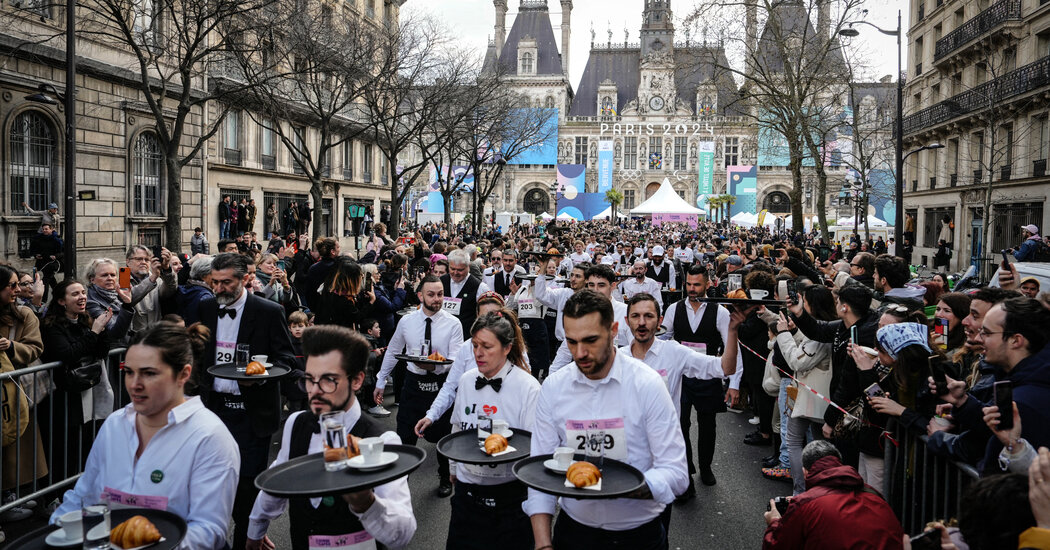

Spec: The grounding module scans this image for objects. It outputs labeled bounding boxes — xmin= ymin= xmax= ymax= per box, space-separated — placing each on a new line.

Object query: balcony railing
xmin=1035 ymin=159 xmax=1047 ymax=177
xmin=973 ymin=169 xmax=984 ymax=183
xmin=904 ymin=54 xmax=1050 ymax=135
xmin=950 ymin=173 xmax=958 ymax=186
xmin=224 ymin=148 xmax=242 ymax=166
xmin=261 ymin=154 xmax=276 ymax=171
xmin=363 ymin=172 xmax=372 ymax=183
xmin=343 ymin=169 xmax=354 ymax=180
xmin=929 ymin=176 xmax=937 ymax=189
xmin=934 ymin=0 xmax=1021 ymax=61
xmin=1001 ymin=164 xmax=1012 ymax=180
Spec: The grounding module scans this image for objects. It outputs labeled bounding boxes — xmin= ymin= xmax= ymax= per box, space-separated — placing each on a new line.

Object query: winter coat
xmin=776 ymin=330 xmax=832 ymax=421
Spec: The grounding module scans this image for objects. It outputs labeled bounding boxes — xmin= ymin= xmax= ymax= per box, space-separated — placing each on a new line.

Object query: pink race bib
xmin=101 ymin=487 xmax=168 ymax=511
xmin=308 ymin=531 xmax=376 ymax=549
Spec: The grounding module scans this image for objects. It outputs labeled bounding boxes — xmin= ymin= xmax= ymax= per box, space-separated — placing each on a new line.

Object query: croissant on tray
xmin=484 ymin=433 xmax=508 ymax=455
xmin=427 ymin=351 xmax=446 ymax=361
xmin=110 ymin=515 xmax=162 ymax=548
xmin=347 ymin=435 xmax=361 ymax=459
xmin=566 ymin=461 xmax=601 ymax=488
xmin=727 ymin=289 xmax=748 ymax=299
xmin=245 ymin=361 xmax=266 ymax=375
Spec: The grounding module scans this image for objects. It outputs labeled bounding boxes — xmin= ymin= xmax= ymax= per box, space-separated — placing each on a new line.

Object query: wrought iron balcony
xmin=343 ymin=169 xmax=354 ymax=180
xmin=261 ymin=155 xmax=276 ymax=171
xmin=904 ymin=54 xmax=1050 ymax=135
xmin=929 ymin=176 xmax=937 ymax=189
xmin=950 ymin=173 xmax=958 ymax=186
xmin=224 ymin=148 xmax=242 ymax=166
xmin=1001 ymin=164 xmax=1012 ymax=180
xmin=1034 ymin=159 xmax=1047 ymax=177
xmin=363 ymin=172 xmax=372 ymax=183
xmin=934 ymin=0 xmax=1021 ymax=61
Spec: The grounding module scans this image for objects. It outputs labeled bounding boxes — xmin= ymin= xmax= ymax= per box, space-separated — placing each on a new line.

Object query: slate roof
xmin=851 ymin=82 xmax=896 ymax=114
xmin=755 ymin=0 xmax=846 ymax=76
xmin=568 ymin=46 xmax=743 ymax=117
xmin=496 ymin=4 xmax=564 ymax=76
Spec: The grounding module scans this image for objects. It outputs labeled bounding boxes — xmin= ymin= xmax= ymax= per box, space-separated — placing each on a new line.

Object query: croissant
xmin=566 ymin=461 xmax=601 ymax=488
xmin=728 ymin=289 xmax=748 ymax=299
xmin=245 ymin=361 xmax=266 ymax=375
xmin=110 ymin=515 xmax=161 ymax=548
xmin=427 ymin=351 xmax=446 ymax=361
xmin=347 ymin=435 xmax=361 ymax=459
xmin=484 ymin=433 xmax=508 ymax=455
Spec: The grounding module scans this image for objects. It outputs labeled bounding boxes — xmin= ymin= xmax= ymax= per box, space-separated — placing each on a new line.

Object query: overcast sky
xmin=410 ymin=0 xmax=909 ymax=87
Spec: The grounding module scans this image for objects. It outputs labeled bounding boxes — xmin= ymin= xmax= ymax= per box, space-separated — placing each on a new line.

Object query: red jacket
xmin=763 ymin=456 xmax=904 ymax=550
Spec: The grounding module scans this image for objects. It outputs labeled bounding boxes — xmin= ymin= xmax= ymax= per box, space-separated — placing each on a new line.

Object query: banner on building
xmin=597 ymin=140 xmax=614 ymax=193
xmin=697 ymin=141 xmax=715 ymax=195
xmin=652 ymin=212 xmax=698 ymax=229
xmin=727 ymin=165 xmax=758 ymax=218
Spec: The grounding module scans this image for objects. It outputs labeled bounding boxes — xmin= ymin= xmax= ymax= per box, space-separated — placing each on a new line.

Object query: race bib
xmin=682 ymin=342 xmax=707 ymax=354
xmin=517 ymin=298 xmax=540 ymax=319
xmin=565 ymin=418 xmax=627 ymax=461
xmin=216 ymin=341 xmax=235 ymax=365
xmin=101 ymin=487 xmax=168 ymax=511
xmin=656 ymin=368 xmax=670 ymax=389
xmin=308 ymin=531 xmax=376 ymax=550
xmin=442 ymin=297 xmax=463 ymax=316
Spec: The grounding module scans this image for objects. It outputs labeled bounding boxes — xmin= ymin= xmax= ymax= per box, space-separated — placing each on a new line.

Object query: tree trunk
xmin=788 ymin=155 xmax=804 ymax=234
xmin=442 ymin=192 xmax=452 ymax=226
xmin=310 ymin=181 xmax=324 ymax=239
xmin=165 ymin=158 xmax=183 ymax=251
xmin=388 ymin=174 xmax=401 ymax=239
xmin=815 ymin=171 xmax=828 ymax=240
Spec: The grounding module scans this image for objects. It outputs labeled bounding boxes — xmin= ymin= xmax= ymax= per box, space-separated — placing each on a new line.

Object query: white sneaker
xmin=0 ymin=506 xmax=31 ymax=522
xmin=748 ymin=416 xmax=760 ymax=425
xmin=367 ymin=405 xmax=392 ymax=418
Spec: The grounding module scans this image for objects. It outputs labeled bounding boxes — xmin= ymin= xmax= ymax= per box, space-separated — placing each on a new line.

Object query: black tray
xmin=393 ymin=354 xmax=454 ymax=366
xmin=695 ymin=297 xmax=785 ymax=306
xmin=514 ymin=274 xmax=539 ymax=281
xmin=655 ymin=326 xmax=667 ymax=337
xmin=523 ymin=252 xmax=563 ymax=260
xmin=512 ymin=454 xmax=647 ymax=500
xmin=396 ymin=307 xmax=418 ymax=317
xmin=208 ymin=363 xmax=291 ymax=381
xmin=255 ymin=445 xmax=426 ymax=498
xmin=9 ymin=507 xmax=188 ymax=550
xmin=436 ymin=429 xmax=532 ymax=465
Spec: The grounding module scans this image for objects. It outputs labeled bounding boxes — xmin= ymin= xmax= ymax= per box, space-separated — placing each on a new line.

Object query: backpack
xmin=1032 ymin=240 xmax=1050 ymax=263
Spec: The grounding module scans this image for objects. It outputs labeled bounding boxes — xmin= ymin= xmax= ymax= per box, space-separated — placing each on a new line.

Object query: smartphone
xmin=787 ymin=280 xmax=798 ymax=302
xmin=929 ymin=355 xmax=949 ymax=396
xmin=728 ymin=273 xmax=742 ymax=292
xmin=850 ymin=325 xmax=859 ymax=345
xmin=118 ymin=267 xmax=132 ymax=289
xmin=778 ymin=280 xmax=788 ymax=301
xmin=746 ymin=241 xmax=753 ymax=256
xmin=935 ymin=317 xmax=949 ymax=349
xmin=993 ymin=380 xmax=1014 ymax=431
xmin=1001 ymin=250 xmax=1011 ymax=271
xmin=277 ymin=260 xmax=286 ymax=271
xmin=909 ymin=529 xmax=941 ymax=550
xmin=864 ymin=382 xmax=885 ymax=398
xmin=150 ymin=245 xmax=163 ymax=261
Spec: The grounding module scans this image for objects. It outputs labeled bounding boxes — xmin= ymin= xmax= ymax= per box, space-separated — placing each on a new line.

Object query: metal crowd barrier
xmin=0 ymin=348 xmax=126 ymax=516
xmin=885 ymin=424 xmax=981 ymax=534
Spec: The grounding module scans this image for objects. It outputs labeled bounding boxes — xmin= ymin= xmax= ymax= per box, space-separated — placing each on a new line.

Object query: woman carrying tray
xmin=50 ymin=322 xmax=240 ymax=550
xmin=447 ymin=310 xmax=540 ymax=550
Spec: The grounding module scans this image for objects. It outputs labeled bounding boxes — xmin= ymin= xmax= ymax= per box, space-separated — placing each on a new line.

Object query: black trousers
xmin=215 ymin=398 xmax=272 ymax=550
xmin=520 ymin=319 xmax=550 ymax=380
xmin=552 ymin=510 xmax=667 ymax=550
xmin=395 ymin=372 xmax=451 ymax=480
xmin=447 ymin=481 xmax=532 ymax=550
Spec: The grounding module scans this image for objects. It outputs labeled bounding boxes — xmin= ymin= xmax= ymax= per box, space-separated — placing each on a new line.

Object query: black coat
xmin=198 ymin=292 xmax=297 ymax=437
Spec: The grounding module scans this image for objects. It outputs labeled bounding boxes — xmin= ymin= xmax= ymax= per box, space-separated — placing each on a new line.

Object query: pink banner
xmin=652 ymin=213 xmax=698 ymax=228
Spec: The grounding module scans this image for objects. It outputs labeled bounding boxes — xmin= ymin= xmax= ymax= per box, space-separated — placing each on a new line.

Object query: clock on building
xmin=649 ymin=95 xmax=665 ymax=112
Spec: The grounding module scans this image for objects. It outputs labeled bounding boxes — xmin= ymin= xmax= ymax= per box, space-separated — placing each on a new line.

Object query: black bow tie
xmin=218 ymin=308 xmax=237 ymax=319
xmin=475 ymin=376 xmax=503 ymax=393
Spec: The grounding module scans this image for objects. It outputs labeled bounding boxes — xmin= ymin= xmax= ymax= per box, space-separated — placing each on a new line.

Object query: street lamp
xmin=548 ymin=180 xmax=560 ymax=232
xmin=840 ymin=11 xmax=903 ymax=246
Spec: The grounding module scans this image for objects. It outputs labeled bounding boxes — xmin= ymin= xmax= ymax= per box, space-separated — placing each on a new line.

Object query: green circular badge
xmin=322 ymin=496 xmax=335 ymax=507
xmin=464 ymin=406 xmax=471 ymax=416
xmin=150 ymin=470 xmax=163 ymax=483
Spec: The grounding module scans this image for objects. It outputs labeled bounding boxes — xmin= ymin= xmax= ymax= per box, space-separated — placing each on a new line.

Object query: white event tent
xmin=592 ymin=206 xmax=628 ymax=220
xmin=630 ymin=178 xmax=707 ymax=216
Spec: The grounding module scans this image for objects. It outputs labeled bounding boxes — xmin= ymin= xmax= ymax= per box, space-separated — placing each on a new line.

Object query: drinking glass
xmin=81 ymin=502 xmax=111 ymax=549
xmin=321 ymin=412 xmax=348 ymax=471
xmin=585 ymin=427 xmax=606 ymax=469
xmin=235 ymin=344 xmax=251 ymax=371
xmin=476 ymin=415 xmax=493 ymax=450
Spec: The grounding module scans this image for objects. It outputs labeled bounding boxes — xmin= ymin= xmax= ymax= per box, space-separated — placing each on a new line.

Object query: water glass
xmin=476 ymin=415 xmax=492 ymax=450
xmin=81 ymin=502 xmax=111 ymax=549
xmin=321 ymin=412 xmax=348 ymax=471
xmin=585 ymin=427 xmax=606 ymax=469
xmin=235 ymin=344 xmax=251 ymax=370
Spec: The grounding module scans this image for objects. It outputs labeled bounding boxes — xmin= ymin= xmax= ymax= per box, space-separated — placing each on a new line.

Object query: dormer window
xmin=521 ymin=53 xmax=534 ymax=74
xmin=518 ymin=36 xmax=538 ymax=75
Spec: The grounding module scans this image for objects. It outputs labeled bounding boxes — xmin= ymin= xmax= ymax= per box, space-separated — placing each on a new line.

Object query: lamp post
xmin=548 ymin=180 xmax=560 ymax=232
xmin=840 ymin=11 xmax=902 ymax=246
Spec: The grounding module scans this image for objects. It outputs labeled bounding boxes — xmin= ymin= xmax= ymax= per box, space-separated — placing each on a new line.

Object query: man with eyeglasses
xmin=124 ymin=244 xmax=176 ymax=334
xmin=247 ymin=325 xmax=415 ymax=550
xmin=483 ymin=249 xmax=526 ymax=299
xmin=199 ymin=253 xmax=297 ymax=550
xmin=847 ymin=252 xmax=875 ymax=289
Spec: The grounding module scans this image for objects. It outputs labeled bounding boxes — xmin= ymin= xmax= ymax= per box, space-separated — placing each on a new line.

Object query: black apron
xmin=674 ymin=301 xmax=726 ymax=414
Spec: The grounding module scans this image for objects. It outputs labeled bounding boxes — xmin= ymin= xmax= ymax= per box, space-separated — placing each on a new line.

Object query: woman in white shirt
xmin=447 ymin=310 xmax=540 ymax=550
xmin=51 ymin=322 xmax=240 ymax=550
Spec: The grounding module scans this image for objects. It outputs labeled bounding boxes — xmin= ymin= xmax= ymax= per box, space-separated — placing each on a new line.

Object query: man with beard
xmin=440 ymin=250 xmax=491 ymax=337
xmin=246 ymin=325 xmax=415 ymax=550
xmin=646 ymin=246 xmax=676 ymax=291
xmin=622 ymin=293 xmax=746 ymax=532
xmin=199 ymin=253 xmax=297 ymax=549
xmin=373 ymin=275 xmax=463 ymax=497
xmin=661 ymin=265 xmax=743 ymax=492
xmin=620 ymin=260 xmax=663 ymax=309
xmin=526 ymin=291 xmax=688 ymax=549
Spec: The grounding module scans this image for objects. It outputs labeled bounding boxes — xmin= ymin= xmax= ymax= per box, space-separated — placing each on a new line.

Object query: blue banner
xmin=727 ymin=165 xmax=758 ymax=217
xmin=597 ymin=140 xmax=613 ymax=193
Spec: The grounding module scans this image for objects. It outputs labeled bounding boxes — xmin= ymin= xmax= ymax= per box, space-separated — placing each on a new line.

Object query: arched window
xmin=9 ymin=111 xmax=55 ymax=211
xmin=523 ymin=188 xmax=549 ymax=215
xmin=545 ymin=96 xmax=555 ymax=109
xmin=763 ymin=190 xmax=791 ymax=214
xmin=521 ymin=52 xmax=533 ymax=74
xmin=133 ymin=132 xmax=163 ymax=215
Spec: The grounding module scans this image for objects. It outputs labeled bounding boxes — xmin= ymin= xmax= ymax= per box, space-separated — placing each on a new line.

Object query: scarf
xmin=91 ymin=285 xmax=121 ymax=310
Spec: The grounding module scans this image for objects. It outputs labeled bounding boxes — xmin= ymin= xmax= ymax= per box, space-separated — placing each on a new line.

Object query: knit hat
xmin=876 ymin=323 xmax=931 ymax=360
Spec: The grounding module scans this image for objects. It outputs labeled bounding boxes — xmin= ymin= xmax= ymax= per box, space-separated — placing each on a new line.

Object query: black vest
xmin=442 ymin=274 xmax=480 ymax=336
xmin=673 ymin=300 xmax=726 ymax=408
xmin=646 ymin=261 xmax=671 ymax=285
xmin=287 ymin=411 xmax=387 ymax=550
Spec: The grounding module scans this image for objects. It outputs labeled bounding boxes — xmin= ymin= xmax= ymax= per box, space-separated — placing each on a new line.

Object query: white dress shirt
xmin=619 ymin=277 xmax=663 ymax=308
xmin=450 ymin=362 xmax=540 ymax=485
xmin=673 ymin=247 xmax=693 ymax=264
xmin=213 ymin=289 xmax=249 ymax=394
xmin=424 ymin=343 xmax=475 ymax=422
xmin=557 ymin=257 xmax=574 ymax=277
xmin=524 ymin=352 xmax=688 ymax=530
xmin=449 ymin=276 xmax=490 ymax=301
xmin=483 ymin=266 xmax=526 ymax=297
xmin=568 ymin=252 xmax=592 ymax=267
xmin=619 ymin=340 xmax=727 ymax=417
xmin=248 ymin=401 xmax=415 ymax=548
xmin=532 ymin=275 xmax=575 ymax=340
xmin=52 ymin=397 xmax=240 ymax=550
xmin=548 ymin=300 xmax=631 ymax=375
xmin=661 ymin=301 xmax=743 ymax=390
xmin=376 ymin=309 xmax=464 ymax=390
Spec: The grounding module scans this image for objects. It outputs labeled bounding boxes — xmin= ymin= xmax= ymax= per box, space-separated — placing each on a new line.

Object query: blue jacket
xmin=371 ymin=283 xmax=406 ymax=338
xmin=176 ymin=283 xmax=213 ymax=326
xmin=1014 ymin=236 xmax=1043 ymax=261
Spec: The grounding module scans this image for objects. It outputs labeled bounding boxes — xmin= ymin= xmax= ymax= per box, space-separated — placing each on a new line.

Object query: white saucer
xmin=347 ymin=452 xmax=398 ymax=471
xmin=543 ymin=459 xmax=573 ymax=474
xmin=500 ymin=429 xmax=514 ymax=439
xmin=45 ymin=530 xmax=82 ymax=547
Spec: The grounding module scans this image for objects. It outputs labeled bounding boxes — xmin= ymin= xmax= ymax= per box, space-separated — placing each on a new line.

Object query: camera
xmin=767 ymin=496 xmax=791 ymax=515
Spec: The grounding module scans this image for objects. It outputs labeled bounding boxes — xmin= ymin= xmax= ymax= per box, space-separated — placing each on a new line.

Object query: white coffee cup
xmin=56 ymin=510 xmax=83 ymax=539
xmin=492 ymin=419 xmax=510 ymax=435
xmin=251 ymin=355 xmax=268 ymax=364
xmin=359 ymin=437 xmax=384 ymax=465
xmin=749 ymin=289 xmax=768 ymax=300
xmin=553 ymin=446 xmax=574 ymax=468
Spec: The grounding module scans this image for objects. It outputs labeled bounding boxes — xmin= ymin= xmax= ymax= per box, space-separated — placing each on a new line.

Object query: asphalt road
xmin=1 ymin=397 xmax=783 ymax=549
